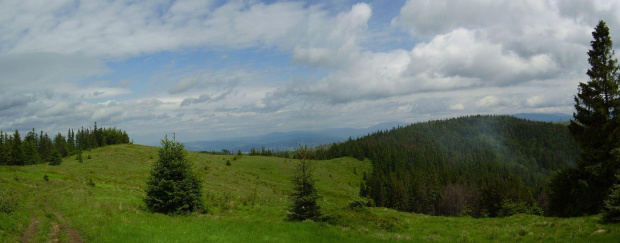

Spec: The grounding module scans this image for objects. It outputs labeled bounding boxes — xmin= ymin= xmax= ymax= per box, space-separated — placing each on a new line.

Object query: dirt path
xmin=20 ymin=215 xmax=39 ymax=243
xmin=42 ymin=201 xmax=84 ymax=243
xmin=48 ymin=221 xmax=60 ymax=242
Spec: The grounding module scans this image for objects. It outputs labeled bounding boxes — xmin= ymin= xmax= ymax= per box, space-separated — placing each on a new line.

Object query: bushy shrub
xmin=497 ymin=199 xmax=542 ymax=217
xmin=144 ymin=136 xmax=204 ymax=214
xmin=0 ymin=192 xmax=18 ymax=214
xmin=87 ymin=177 xmax=95 ymax=187
xmin=348 ymin=196 xmax=373 ymax=209
xmin=603 ymin=183 xmax=620 ymax=223
xmin=76 ymin=152 xmax=83 ymax=163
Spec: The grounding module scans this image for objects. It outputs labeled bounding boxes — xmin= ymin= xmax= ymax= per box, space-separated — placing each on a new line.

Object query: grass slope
xmin=1 ymin=144 xmax=619 ymax=242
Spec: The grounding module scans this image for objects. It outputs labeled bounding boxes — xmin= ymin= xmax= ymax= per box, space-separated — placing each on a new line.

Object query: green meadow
xmin=1 ymin=144 xmax=619 ymax=242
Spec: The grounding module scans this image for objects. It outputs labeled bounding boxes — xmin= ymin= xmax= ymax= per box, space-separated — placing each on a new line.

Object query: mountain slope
xmin=183 ymin=115 xmax=572 ymax=153
xmin=312 ymin=115 xmax=580 ymax=217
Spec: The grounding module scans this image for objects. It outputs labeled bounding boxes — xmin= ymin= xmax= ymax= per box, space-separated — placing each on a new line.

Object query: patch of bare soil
xmin=43 ymin=201 xmax=83 ymax=243
xmin=48 ymin=221 xmax=60 ymax=242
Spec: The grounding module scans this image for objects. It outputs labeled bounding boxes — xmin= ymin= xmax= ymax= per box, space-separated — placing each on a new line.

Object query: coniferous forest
xmin=301 ymin=115 xmax=579 ymax=217
xmin=0 ymin=122 xmax=130 ymax=166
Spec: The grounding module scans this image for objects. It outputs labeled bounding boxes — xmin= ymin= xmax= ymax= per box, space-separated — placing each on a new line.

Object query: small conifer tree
xmin=287 ymin=146 xmax=322 ymax=221
xmin=49 ymin=150 xmax=62 ymax=166
xmin=144 ymin=135 xmax=204 ymax=214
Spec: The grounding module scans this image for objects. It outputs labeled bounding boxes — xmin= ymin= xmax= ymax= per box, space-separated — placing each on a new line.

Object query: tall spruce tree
xmin=67 ymin=129 xmax=76 ymax=156
xmin=39 ymin=133 xmax=52 ymax=163
xmin=0 ymin=131 xmax=4 ymax=165
xmin=287 ymin=146 xmax=322 ymax=221
xmin=22 ymin=140 xmax=40 ymax=165
xmin=550 ymin=20 xmax=620 ymax=216
xmin=144 ymin=136 xmax=204 ymax=214
xmin=11 ymin=130 xmax=24 ymax=166
xmin=570 ymin=20 xmax=620 ymax=170
xmin=3 ymin=133 xmax=12 ymax=165
xmin=23 ymin=129 xmax=40 ymax=165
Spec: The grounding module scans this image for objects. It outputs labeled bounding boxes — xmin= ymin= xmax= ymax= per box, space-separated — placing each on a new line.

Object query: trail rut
xmin=21 ymin=201 xmax=83 ymax=243
xmin=20 ymin=215 xmax=39 ymax=243
xmin=43 ymin=201 xmax=83 ymax=243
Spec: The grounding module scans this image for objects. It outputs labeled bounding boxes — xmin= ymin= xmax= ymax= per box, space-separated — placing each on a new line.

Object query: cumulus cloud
xmin=267 ymin=27 xmax=560 ymax=104
xmin=291 ymin=3 xmax=371 ymax=68
xmin=0 ymin=1 xmax=615 ymax=144
xmin=265 ymin=0 xmax=611 ymax=106
xmin=408 ymin=28 xmax=559 ymax=86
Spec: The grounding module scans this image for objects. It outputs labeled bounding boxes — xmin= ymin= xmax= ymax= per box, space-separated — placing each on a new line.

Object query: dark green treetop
xmin=144 ymin=135 xmax=204 ymax=214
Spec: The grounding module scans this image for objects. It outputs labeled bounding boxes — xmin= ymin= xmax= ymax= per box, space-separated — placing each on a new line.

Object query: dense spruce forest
xmin=0 ymin=122 xmax=130 ymax=166
xmin=302 ymin=115 xmax=579 ymax=217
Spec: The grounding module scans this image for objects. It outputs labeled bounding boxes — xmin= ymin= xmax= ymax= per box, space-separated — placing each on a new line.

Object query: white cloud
xmin=290 ymin=3 xmax=371 ymax=68
xmin=0 ymin=0 xmax=329 ymax=58
xmin=169 ymin=77 xmax=201 ymax=95
xmin=392 ymin=0 xmax=546 ymax=39
xmin=0 ymin=1 xmax=614 ymax=144
xmin=0 ymin=52 xmax=109 ymax=91
xmin=272 ymin=0 xmax=606 ymax=106
xmin=408 ymin=28 xmax=559 ymax=86
xmin=450 ymin=103 xmax=465 ymax=111
xmin=476 ymin=95 xmax=500 ymax=108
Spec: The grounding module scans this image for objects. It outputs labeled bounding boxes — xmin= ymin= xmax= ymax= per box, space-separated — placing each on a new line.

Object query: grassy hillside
xmin=1 ymin=144 xmax=619 ymax=242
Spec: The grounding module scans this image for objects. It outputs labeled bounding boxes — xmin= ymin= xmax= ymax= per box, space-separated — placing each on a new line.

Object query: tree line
xmin=0 ymin=122 xmax=130 ymax=166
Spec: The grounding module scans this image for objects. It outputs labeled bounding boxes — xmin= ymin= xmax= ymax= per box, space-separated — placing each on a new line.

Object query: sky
xmin=0 ymin=0 xmax=619 ymax=145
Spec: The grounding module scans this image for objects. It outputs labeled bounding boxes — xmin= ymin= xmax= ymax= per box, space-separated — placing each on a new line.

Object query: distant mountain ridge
xmin=183 ymin=113 xmax=573 ymax=152
xmin=183 ymin=121 xmax=408 ymax=152
xmin=510 ymin=113 xmax=572 ymax=123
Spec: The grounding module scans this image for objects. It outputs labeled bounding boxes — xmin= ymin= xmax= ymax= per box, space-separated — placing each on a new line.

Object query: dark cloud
xmin=0 ymin=93 xmax=34 ymax=112
xmin=180 ymin=87 xmax=236 ymax=107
